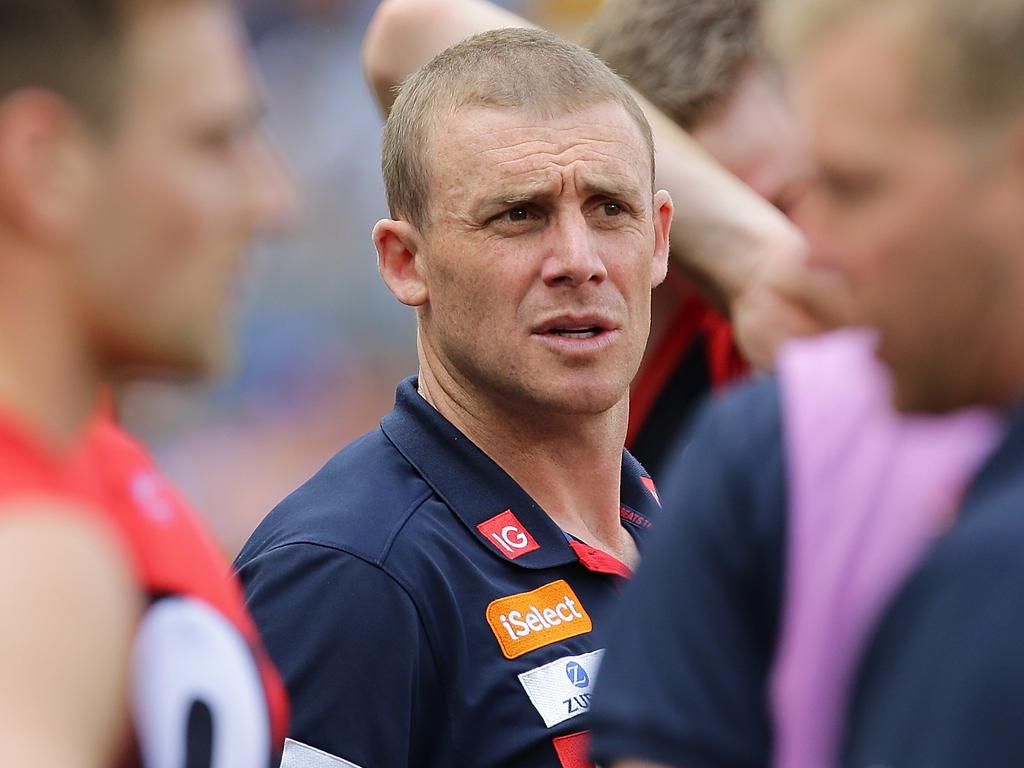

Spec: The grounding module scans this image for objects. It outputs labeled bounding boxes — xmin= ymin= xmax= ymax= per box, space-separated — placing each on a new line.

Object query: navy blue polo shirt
xmin=234 ymin=377 xmax=660 ymax=768
xmin=841 ymin=403 xmax=1024 ymax=768
xmin=589 ymin=378 xmax=786 ymax=768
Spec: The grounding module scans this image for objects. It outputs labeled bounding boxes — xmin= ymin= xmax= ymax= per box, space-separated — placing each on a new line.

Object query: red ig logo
xmin=477 ymin=510 xmax=541 ymax=560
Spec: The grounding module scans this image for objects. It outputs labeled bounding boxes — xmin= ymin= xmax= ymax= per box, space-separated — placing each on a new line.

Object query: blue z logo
xmin=565 ymin=661 xmax=589 ymax=689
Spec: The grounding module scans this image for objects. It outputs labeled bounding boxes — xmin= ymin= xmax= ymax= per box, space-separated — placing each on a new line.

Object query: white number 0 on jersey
xmin=132 ymin=596 xmax=271 ymax=768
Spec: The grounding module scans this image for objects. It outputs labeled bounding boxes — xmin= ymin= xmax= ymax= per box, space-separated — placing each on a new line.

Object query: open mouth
xmin=547 ymin=327 xmax=603 ymax=340
xmin=532 ymin=315 xmax=619 ymax=352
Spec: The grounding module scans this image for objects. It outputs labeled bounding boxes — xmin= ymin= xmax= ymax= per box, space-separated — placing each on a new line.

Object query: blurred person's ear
xmin=0 ymin=90 xmax=97 ymax=248
xmin=373 ymin=218 xmax=428 ymax=307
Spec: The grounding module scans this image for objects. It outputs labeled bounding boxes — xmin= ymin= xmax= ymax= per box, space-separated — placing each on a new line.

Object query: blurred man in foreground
xmin=0 ymin=0 xmax=292 ymax=764
xmin=590 ymin=0 xmax=1024 ymax=766
xmin=237 ymin=28 xmax=667 ymax=768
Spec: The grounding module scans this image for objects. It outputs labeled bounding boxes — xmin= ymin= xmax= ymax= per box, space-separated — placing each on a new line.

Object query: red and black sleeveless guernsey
xmin=627 ymin=294 xmax=749 ymax=478
xmin=0 ymin=408 xmax=289 ymax=768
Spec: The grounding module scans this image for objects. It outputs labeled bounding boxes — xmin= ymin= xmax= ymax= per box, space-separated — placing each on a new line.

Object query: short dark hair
xmin=585 ymin=0 xmax=762 ymax=130
xmin=0 ymin=0 xmax=206 ymax=129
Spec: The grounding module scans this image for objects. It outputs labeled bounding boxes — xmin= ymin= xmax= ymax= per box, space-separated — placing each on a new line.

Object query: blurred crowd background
xmin=120 ymin=0 xmax=606 ymax=556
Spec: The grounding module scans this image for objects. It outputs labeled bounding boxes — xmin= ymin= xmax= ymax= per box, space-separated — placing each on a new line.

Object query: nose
xmin=242 ymin=132 xmax=299 ymax=237
xmin=541 ymin=211 xmax=607 ymax=287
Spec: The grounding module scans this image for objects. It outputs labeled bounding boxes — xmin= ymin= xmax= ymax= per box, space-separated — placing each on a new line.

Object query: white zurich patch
xmin=517 ymin=648 xmax=604 ymax=728
xmin=280 ymin=738 xmax=364 ymax=768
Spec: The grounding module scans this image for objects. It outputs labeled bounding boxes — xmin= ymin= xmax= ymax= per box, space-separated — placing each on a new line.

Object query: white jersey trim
xmin=280 ymin=738 xmax=364 ymax=768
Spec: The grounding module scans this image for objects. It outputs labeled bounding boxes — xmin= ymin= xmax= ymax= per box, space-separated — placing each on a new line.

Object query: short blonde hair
xmin=381 ymin=27 xmax=655 ymax=229
xmin=767 ymin=0 xmax=1024 ymax=127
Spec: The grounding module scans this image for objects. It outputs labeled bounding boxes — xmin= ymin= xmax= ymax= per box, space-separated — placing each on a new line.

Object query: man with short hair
xmin=589 ymin=0 xmax=1024 ymax=766
xmin=363 ymin=0 xmax=846 ymax=479
xmin=236 ymin=27 xmax=670 ymax=768
xmin=0 ymin=1 xmax=292 ymax=765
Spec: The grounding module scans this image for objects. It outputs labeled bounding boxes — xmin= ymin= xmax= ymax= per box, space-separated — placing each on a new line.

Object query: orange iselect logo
xmin=486 ymin=580 xmax=592 ymax=659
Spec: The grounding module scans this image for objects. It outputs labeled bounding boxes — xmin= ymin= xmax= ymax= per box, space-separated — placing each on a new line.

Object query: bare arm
xmin=363 ymin=0 xmax=528 ymax=115
xmin=0 ymin=504 xmax=140 ymax=768
xmin=363 ymin=0 xmax=851 ymax=369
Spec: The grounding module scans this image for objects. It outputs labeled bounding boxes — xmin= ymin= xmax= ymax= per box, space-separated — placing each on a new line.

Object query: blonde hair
xmin=767 ymin=0 xmax=1024 ymax=127
xmin=381 ymin=27 xmax=655 ymax=229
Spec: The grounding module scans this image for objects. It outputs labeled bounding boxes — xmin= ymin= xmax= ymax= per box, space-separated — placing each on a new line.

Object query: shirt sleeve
xmin=589 ymin=378 xmax=787 ymax=768
xmin=237 ymin=542 xmax=444 ymax=768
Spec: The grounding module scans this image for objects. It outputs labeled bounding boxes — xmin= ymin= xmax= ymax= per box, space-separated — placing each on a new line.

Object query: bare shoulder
xmin=0 ymin=498 xmax=140 ymax=612
xmin=0 ymin=498 xmax=141 ymax=768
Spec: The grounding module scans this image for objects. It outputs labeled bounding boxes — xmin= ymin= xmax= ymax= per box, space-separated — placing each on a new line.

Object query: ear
xmin=0 ymin=89 xmax=97 ymax=246
xmin=650 ymin=189 xmax=674 ymax=288
xmin=373 ymin=218 xmax=429 ymax=307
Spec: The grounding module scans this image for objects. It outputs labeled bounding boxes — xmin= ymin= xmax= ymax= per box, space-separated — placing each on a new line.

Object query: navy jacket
xmin=235 ymin=378 xmax=660 ymax=768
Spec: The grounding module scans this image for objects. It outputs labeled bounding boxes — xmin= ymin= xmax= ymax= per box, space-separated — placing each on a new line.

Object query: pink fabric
xmin=770 ymin=329 xmax=1001 ymax=768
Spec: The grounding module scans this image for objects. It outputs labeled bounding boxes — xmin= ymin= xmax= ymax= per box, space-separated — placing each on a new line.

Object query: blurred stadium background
xmin=119 ymin=0 xmax=604 ymax=556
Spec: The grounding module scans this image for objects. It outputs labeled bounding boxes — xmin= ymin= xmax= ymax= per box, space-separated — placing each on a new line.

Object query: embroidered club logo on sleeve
xmin=486 ymin=580 xmax=592 ymax=659
xmin=476 ymin=509 xmax=540 ymax=560
xmin=518 ymin=649 xmax=604 ymax=728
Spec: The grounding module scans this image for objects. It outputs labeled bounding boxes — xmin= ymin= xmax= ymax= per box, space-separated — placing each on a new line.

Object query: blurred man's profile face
xmin=415 ymin=102 xmax=671 ymax=417
xmin=793 ymin=8 xmax=1021 ymax=412
xmin=693 ymin=66 xmax=811 ymax=216
xmin=72 ymin=1 xmax=292 ymax=377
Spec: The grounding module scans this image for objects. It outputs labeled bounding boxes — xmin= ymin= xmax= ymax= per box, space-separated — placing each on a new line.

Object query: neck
xmin=995 ymin=261 xmax=1024 ymax=408
xmin=961 ymin=258 xmax=1024 ymax=412
xmin=0 ymin=242 xmax=102 ymax=451
xmin=416 ymin=337 xmax=636 ymax=565
xmin=985 ymin=323 xmax=1024 ymax=412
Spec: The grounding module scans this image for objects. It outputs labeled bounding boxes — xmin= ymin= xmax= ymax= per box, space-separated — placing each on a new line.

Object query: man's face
xmin=415 ymin=102 xmax=672 ymax=418
xmin=692 ymin=66 xmax=811 ymax=215
xmin=71 ymin=1 xmax=292 ymax=377
xmin=793 ymin=8 xmax=1023 ymax=412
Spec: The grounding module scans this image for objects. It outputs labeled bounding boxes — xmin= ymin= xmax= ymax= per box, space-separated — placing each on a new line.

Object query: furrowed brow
xmin=472 ymin=183 xmax=558 ymax=213
xmin=578 ymin=175 xmax=645 ymax=205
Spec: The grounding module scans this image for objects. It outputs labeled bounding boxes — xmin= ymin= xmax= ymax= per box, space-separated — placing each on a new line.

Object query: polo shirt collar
xmin=380 ymin=377 xmax=658 ymax=570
